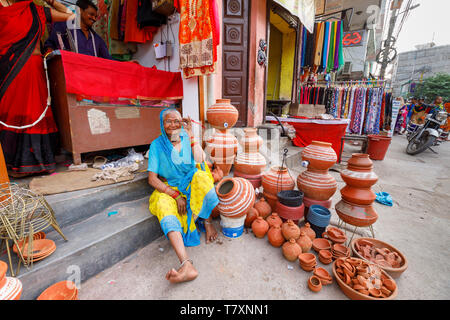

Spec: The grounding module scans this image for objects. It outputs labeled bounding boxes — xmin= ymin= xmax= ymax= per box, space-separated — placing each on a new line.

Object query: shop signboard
xmin=342 ymin=30 xmax=366 ymax=47
xmin=389 ymin=99 xmax=403 ymax=137
xmin=324 ymin=0 xmax=343 ymax=15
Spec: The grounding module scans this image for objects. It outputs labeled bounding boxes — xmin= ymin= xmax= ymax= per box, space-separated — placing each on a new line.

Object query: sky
xmin=395 ymin=0 xmax=450 ymax=53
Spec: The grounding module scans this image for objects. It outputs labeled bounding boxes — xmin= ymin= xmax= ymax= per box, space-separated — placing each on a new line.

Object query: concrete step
xmin=45 ymin=172 xmax=153 ymax=229
xmin=5 ymin=196 xmax=162 ymax=300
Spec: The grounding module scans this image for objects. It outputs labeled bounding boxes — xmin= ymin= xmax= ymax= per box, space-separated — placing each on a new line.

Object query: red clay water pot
xmin=254 ymin=197 xmax=272 ymax=219
xmin=297 ymin=168 xmax=337 ymax=201
xmin=267 ymin=225 xmax=285 ymax=247
xmin=0 ymin=277 xmax=22 ymax=300
xmin=262 ymin=166 xmax=295 ymax=196
xmin=262 ymin=191 xmax=278 ymax=212
xmin=335 ymin=200 xmax=378 ymax=228
xmin=244 ymin=207 xmax=259 ymax=228
xmin=233 ymin=171 xmax=262 ymax=189
xmin=206 ymin=129 xmax=238 ymax=176
xmin=206 ymin=99 xmax=239 ymax=130
xmin=301 ymin=141 xmax=337 ymax=171
xmin=251 ymin=216 xmax=269 ymax=238
xmin=216 ymin=177 xmax=256 ymax=218
xmin=281 ymin=220 xmax=301 ymax=240
xmin=300 ymin=222 xmax=316 ymax=241
xmin=266 ymin=212 xmax=283 ymax=228
xmin=282 ymin=238 xmax=302 ymax=261
xmin=234 ymin=128 xmax=266 ymax=175
xmin=296 ymin=231 xmax=312 ymax=253
xmin=239 ymin=128 xmax=264 ymax=152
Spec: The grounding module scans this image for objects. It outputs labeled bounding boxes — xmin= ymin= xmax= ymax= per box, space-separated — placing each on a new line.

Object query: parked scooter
xmin=406 ymin=108 xmax=449 ymax=155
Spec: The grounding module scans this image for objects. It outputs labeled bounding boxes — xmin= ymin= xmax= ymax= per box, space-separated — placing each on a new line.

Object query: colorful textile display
xmin=300 ymin=21 xmax=344 ymax=74
xmin=174 ymin=0 xmax=219 ymax=78
xmin=297 ymin=83 xmax=393 ymax=135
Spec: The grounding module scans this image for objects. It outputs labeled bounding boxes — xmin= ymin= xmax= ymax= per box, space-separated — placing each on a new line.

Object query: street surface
xmin=79 ymin=135 xmax=450 ymax=300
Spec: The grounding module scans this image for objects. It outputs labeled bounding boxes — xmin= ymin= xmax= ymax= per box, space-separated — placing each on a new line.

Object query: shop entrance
xmin=222 ymin=0 xmax=250 ymax=127
xmin=266 ymin=4 xmax=298 ymax=116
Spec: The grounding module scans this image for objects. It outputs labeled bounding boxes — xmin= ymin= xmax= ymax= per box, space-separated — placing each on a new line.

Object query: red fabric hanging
xmin=60 ymin=50 xmax=183 ymax=100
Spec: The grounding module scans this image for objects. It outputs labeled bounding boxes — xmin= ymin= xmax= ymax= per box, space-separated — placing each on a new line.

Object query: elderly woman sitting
xmin=148 ymin=108 xmax=219 ymax=283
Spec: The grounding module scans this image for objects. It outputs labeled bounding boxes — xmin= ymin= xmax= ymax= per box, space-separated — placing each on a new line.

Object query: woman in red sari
xmin=0 ymin=0 xmax=74 ymax=177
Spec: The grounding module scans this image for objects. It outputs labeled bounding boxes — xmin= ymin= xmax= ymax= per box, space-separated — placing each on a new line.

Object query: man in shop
xmin=44 ymin=0 xmax=113 ymax=60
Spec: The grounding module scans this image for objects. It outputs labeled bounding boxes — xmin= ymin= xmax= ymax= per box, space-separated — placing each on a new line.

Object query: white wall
xmin=133 ymin=13 xmax=199 ymax=122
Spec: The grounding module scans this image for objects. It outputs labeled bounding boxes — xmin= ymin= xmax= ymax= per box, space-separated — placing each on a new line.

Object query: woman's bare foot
xmin=204 ymin=221 xmax=218 ymax=244
xmin=167 ymin=260 xmax=198 ymax=283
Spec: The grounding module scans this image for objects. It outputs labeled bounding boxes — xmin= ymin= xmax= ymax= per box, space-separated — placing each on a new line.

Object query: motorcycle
xmin=406 ymin=108 xmax=449 ymax=155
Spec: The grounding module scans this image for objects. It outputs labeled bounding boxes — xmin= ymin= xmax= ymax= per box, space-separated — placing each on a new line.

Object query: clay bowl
xmin=21 ymin=239 xmax=56 ymax=259
xmin=332 ymin=258 xmax=398 ymax=300
xmin=323 ymin=227 xmax=347 ymax=244
xmin=12 ymin=232 xmax=47 ymax=254
xmin=37 ymin=281 xmax=78 ymax=300
xmin=313 ymin=267 xmax=333 ymax=285
xmin=319 ymin=249 xmax=332 ymax=261
xmin=298 ymin=253 xmax=316 ymax=266
xmin=312 ymin=238 xmax=332 ymax=252
xmin=319 ymin=255 xmax=332 ymax=265
xmin=350 ymin=237 xmax=408 ymax=278
xmin=308 ymin=276 xmax=322 ymax=292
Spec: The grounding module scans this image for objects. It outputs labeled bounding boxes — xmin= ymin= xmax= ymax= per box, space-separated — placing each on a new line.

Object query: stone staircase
xmin=0 ymin=173 xmax=161 ymax=300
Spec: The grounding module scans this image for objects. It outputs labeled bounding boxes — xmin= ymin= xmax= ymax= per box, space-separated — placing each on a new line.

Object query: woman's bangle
xmin=191 ymin=140 xmax=197 ymax=147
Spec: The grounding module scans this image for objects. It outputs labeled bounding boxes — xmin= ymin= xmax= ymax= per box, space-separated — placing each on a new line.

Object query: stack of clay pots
xmin=0 ymin=261 xmax=22 ymax=300
xmin=216 ymin=177 xmax=256 ymax=238
xmin=299 ymin=253 xmax=317 ymax=271
xmin=262 ymin=166 xmax=295 ymax=211
xmin=297 ymin=141 xmax=337 ymax=218
xmin=335 ymin=153 xmax=379 ymax=228
xmin=234 ymin=128 xmax=266 ymax=189
xmin=37 ymin=280 xmax=78 ymax=300
xmin=205 ymin=99 xmax=239 ymax=176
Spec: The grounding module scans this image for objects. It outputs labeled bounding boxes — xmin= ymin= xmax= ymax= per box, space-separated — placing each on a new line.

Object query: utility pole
xmin=378 ymin=0 xmax=400 ymax=79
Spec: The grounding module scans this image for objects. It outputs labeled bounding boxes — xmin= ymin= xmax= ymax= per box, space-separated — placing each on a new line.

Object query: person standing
xmin=44 ymin=0 xmax=113 ymax=59
xmin=0 ymin=0 xmax=75 ymax=177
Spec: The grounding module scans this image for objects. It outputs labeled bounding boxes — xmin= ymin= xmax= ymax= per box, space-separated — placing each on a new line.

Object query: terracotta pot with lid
xmin=281 ymin=220 xmax=301 ymax=240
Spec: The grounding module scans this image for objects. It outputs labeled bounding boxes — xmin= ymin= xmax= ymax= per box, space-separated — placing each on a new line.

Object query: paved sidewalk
xmin=79 ymin=135 xmax=450 ymax=300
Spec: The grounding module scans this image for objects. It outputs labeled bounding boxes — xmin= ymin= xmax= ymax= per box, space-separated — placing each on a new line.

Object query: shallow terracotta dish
xmin=21 ymin=239 xmax=56 ymax=259
xmin=37 ymin=281 xmax=78 ymax=300
xmin=350 ymin=237 xmax=408 ymax=278
xmin=312 ymin=238 xmax=332 ymax=252
xmin=332 ymin=258 xmax=398 ymax=300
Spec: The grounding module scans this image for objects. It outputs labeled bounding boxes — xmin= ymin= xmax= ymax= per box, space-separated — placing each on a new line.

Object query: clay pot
xmin=281 ymin=220 xmax=301 ymax=241
xmin=234 ymin=128 xmax=266 ymax=175
xmin=308 ymin=276 xmax=322 ymax=292
xmin=267 ymin=226 xmax=285 ymax=247
xmin=312 ymin=238 xmax=332 ymax=252
xmin=233 ymin=171 xmax=262 ymax=189
xmin=37 ymin=281 xmax=78 ymax=300
xmin=262 ymin=166 xmax=295 ymax=197
xmin=350 ymin=237 xmax=408 ymax=278
xmin=299 ymin=252 xmax=316 ymax=266
xmin=244 ymin=207 xmax=259 ymax=228
xmin=297 ymin=168 xmax=337 ymax=201
xmin=262 ymin=191 xmax=278 ymax=212
xmin=318 ymin=250 xmax=333 ymax=265
xmin=266 ymin=212 xmax=283 ymax=228
xmin=254 ymin=197 xmax=272 ymax=219
xmin=239 ymin=128 xmax=264 ymax=152
xmin=322 ymin=226 xmax=347 ymax=244
xmin=211 ymin=166 xmax=224 ymax=183
xmin=301 ymin=141 xmax=337 ymax=170
xmin=332 ymin=257 xmax=398 ymax=300
xmin=0 ymin=277 xmax=22 ymax=300
xmin=335 ymin=153 xmax=379 ymax=228
xmin=206 ymin=129 xmax=238 ymax=176
xmin=296 ymin=231 xmax=312 ymax=253
xmin=335 ymin=200 xmax=378 ymax=228
xmin=276 ymin=201 xmax=305 ymax=223
xmin=251 ymin=216 xmax=269 ymax=238
xmin=216 ymin=177 xmax=256 ymax=218
xmin=206 ymin=99 xmax=239 ymax=130
xmin=282 ymin=238 xmax=302 ymax=262
xmin=300 ymin=222 xmax=316 ymax=241
xmin=314 ymin=267 xmax=333 ymax=285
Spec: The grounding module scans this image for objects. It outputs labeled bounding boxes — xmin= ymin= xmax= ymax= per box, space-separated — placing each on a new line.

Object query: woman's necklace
xmin=187 ymin=0 xmax=197 ymax=32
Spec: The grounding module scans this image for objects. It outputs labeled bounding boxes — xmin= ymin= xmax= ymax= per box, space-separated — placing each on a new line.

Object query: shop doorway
xmin=266 ymin=3 xmax=299 ymax=116
xmin=222 ymin=0 xmax=250 ymax=127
